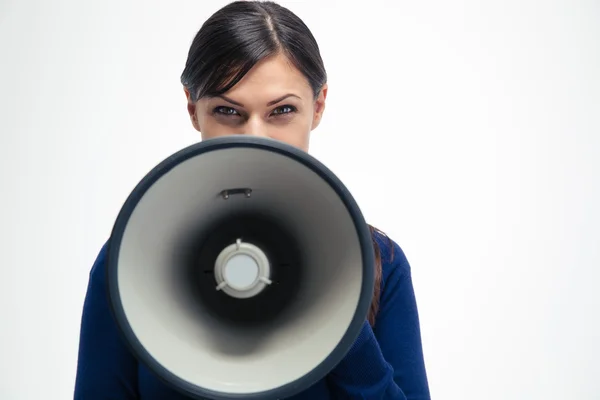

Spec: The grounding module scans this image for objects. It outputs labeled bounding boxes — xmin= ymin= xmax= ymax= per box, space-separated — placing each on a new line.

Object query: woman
xmin=74 ymin=1 xmax=431 ymax=399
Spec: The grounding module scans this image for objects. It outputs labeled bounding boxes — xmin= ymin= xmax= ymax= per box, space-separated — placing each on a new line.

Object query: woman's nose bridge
xmin=244 ymin=115 xmax=269 ymax=137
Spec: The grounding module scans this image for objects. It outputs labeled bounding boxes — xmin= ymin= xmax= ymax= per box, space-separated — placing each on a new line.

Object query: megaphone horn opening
xmin=106 ymin=136 xmax=375 ymax=399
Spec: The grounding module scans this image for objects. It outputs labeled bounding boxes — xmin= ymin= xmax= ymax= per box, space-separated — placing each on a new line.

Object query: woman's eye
xmin=271 ymin=105 xmax=297 ymax=116
xmin=214 ymin=106 xmax=240 ymax=116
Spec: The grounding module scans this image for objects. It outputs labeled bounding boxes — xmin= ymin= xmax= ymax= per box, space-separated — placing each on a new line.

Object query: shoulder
xmin=371 ymin=229 xmax=421 ymax=327
xmin=88 ymin=240 xmax=110 ymax=282
xmin=372 ymin=228 xmax=412 ymax=288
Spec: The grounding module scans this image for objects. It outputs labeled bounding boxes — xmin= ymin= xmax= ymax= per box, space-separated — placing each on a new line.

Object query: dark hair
xmin=181 ymin=0 xmax=326 ymax=103
xmin=180 ymin=0 xmax=390 ymax=326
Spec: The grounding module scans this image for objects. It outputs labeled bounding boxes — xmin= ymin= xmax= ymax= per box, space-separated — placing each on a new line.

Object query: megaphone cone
xmin=106 ymin=136 xmax=374 ymax=399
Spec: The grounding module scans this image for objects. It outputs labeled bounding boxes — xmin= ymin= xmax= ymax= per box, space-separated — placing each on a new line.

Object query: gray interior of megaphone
xmin=115 ymin=146 xmax=366 ymax=395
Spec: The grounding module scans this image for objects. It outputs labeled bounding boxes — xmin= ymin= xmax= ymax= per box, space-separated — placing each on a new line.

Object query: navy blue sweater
xmin=74 ymin=233 xmax=431 ymax=399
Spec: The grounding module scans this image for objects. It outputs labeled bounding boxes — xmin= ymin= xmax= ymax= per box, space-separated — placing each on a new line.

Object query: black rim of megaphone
xmin=106 ymin=135 xmax=375 ymax=400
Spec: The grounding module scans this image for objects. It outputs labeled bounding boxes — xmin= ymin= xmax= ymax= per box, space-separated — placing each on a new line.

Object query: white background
xmin=1 ymin=0 xmax=599 ymax=399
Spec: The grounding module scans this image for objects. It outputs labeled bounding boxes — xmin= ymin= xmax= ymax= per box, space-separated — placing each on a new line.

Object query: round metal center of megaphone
xmin=223 ymin=254 xmax=259 ymax=290
xmin=214 ymin=238 xmax=272 ymax=299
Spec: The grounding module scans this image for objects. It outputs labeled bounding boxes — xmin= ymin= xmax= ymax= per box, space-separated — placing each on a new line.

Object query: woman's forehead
xmin=220 ymin=55 xmax=312 ymax=104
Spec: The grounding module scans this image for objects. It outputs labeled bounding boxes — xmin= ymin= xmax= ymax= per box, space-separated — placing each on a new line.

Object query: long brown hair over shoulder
xmin=368 ymin=225 xmax=394 ymax=326
xmin=181 ymin=1 xmax=392 ymax=326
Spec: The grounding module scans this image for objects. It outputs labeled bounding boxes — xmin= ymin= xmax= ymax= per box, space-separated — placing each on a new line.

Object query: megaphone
xmin=105 ymin=135 xmax=375 ymax=400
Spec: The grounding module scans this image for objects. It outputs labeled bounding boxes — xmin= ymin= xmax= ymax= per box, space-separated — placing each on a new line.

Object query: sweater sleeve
xmin=328 ymin=245 xmax=431 ymax=400
xmin=73 ymin=242 xmax=140 ymax=399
